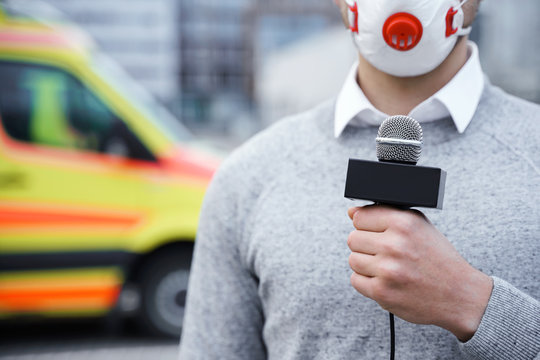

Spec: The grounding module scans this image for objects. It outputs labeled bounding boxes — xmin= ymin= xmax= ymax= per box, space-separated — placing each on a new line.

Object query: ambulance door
xmin=0 ymin=60 xmax=154 ymax=316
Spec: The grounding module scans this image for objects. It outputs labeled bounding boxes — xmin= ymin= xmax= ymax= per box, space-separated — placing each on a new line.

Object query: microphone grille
xmin=376 ymin=115 xmax=423 ymax=164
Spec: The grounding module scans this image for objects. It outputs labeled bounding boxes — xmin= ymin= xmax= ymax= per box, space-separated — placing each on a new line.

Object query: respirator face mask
xmin=345 ymin=0 xmax=472 ymax=77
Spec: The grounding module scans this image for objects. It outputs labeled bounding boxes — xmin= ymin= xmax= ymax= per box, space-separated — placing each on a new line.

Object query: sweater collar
xmin=334 ymin=41 xmax=484 ymax=138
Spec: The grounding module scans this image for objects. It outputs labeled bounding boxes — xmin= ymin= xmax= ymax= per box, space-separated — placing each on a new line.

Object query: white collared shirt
xmin=334 ymin=41 xmax=485 ymax=138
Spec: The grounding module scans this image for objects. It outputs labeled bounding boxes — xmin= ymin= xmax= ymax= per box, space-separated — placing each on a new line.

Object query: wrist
xmin=443 ymin=267 xmax=493 ymax=342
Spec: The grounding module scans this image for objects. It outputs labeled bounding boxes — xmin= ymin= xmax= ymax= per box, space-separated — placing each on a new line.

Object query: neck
xmin=357 ymin=37 xmax=469 ymax=116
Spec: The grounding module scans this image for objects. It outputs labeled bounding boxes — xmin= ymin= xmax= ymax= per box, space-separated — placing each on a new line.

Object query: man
xmin=179 ymin=0 xmax=539 ymax=358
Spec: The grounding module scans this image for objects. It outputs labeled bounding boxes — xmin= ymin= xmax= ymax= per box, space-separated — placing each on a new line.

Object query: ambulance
xmin=0 ymin=5 xmax=218 ymax=337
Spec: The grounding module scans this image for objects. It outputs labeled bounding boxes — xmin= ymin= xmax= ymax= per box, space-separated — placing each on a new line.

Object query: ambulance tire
xmin=138 ymin=247 xmax=192 ymax=338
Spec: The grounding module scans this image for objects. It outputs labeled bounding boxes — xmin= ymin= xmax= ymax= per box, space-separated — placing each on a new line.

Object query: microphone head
xmin=376 ymin=115 xmax=423 ymax=164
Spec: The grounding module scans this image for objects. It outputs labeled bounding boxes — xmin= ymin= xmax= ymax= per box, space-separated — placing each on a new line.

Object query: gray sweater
xmin=179 ymin=83 xmax=540 ymax=360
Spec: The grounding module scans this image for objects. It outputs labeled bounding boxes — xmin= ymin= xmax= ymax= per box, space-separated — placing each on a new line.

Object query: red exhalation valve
xmin=382 ymin=12 xmax=423 ymax=51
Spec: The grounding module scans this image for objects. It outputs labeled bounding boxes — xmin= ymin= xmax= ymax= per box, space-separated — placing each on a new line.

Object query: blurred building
xmin=477 ymin=0 xmax=540 ymax=102
xmin=257 ymin=26 xmax=356 ymax=125
xmin=33 ymin=0 xmax=180 ymax=103
xmin=178 ymin=0 xmax=339 ymax=133
xmin=255 ymin=1 xmax=338 ymax=58
xmin=177 ymin=0 xmax=255 ymax=129
xmin=32 ymin=0 xmax=338 ymax=131
xmin=15 ymin=0 xmax=540 ymax=138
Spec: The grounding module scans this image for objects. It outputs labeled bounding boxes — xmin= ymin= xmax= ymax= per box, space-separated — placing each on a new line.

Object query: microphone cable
xmin=389 ymin=312 xmax=395 ymax=360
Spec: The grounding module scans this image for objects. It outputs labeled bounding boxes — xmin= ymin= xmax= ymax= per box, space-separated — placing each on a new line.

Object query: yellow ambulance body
xmin=0 ymin=6 xmax=218 ymax=337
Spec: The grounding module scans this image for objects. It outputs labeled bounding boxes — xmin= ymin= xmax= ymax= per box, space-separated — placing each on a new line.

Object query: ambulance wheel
xmin=139 ymin=247 xmax=192 ymax=338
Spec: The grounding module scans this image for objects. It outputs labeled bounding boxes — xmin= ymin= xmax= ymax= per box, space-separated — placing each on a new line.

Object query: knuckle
xmin=392 ymin=238 xmax=408 ymax=256
xmin=404 ymin=245 xmax=421 ymax=263
xmin=381 ymin=237 xmax=404 ymax=256
xmin=352 ymin=212 xmax=362 ymax=229
xmin=348 ymin=253 xmax=357 ymax=270
xmin=380 ymin=240 xmax=393 ymax=254
xmin=348 ymin=252 xmax=364 ymax=273
xmin=350 ymin=272 xmax=357 ymax=286
xmin=378 ymin=261 xmax=403 ymax=282
xmin=350 ymin=272 xmax=361 ymax=290
xmin=347 ymin=230 xmax=356 ymax=248
xmin=392 ymin=213 xmax=416 ymax=234
xmin=380 ymin=260 xmax=416 ymax=286
xmin=350 ymin=273 xmax=372 ymax=299
xmin=352 ymin=207 xmax=368 ymax=228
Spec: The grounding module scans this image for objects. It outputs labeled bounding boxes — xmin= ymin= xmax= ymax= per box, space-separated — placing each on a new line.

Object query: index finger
xmin=348 ymin=205 xmax=400 ymax=232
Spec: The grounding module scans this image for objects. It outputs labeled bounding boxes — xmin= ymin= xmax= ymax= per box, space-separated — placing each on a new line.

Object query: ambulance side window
xmin=0 ymin=61 xmax=155 ymax=162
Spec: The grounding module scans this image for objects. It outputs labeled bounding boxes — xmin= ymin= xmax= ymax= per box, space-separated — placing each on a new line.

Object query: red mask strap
xmin=445 ymin=7 xmax=459 ymax=37
xmin=348 ymin=2 xmax=359 ymax=33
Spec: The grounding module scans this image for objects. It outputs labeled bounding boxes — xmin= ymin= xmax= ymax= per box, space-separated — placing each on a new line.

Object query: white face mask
xmin=345 ymin=0 xmax=472 ymax=77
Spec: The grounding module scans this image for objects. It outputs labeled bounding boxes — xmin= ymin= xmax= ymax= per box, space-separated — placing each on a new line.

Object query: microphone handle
xmin=373 ymin=201 xmax=400 ymax=360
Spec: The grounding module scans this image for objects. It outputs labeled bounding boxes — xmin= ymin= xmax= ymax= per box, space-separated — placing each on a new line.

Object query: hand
xmin=347 ymin=205 xmax=493 ymax=341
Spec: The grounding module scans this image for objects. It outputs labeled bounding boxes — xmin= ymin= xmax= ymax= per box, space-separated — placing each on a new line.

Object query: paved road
xmin=0 ymin=319 xmax=179 ymax=360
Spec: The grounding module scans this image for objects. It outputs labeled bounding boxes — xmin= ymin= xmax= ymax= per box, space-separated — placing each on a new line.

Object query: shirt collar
xmin=334 ymin=41 xmax=484 ymax=138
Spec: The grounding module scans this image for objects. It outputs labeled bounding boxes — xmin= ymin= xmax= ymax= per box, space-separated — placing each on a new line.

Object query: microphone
xmin=344 ymin=115 xmax=446 ymax=209
xmin=344 ymin=115 xmax=447 ymax=360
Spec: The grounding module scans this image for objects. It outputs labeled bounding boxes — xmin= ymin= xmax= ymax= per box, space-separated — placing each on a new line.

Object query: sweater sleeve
xmin=460 ymin=276 xmax=540 ymax=359
xmin=178 ymin=160 xmax=266 ymax=360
